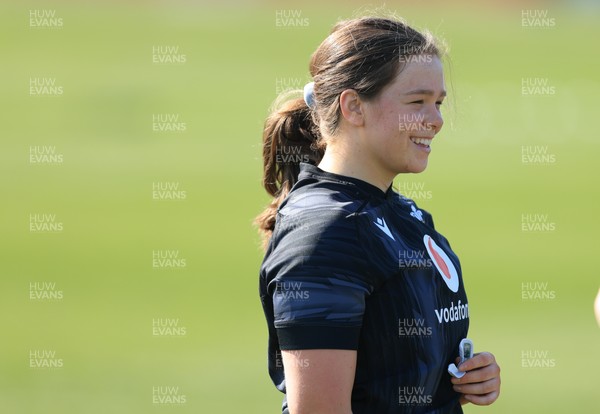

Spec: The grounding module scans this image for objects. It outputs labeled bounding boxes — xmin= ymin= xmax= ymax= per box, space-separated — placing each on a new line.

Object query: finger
xmin=453 ymin=377 xmax=500 ymax=396
xmin=458 ymin=352 xmax=495 ymax=372
xmin=451 ymin=362 xmax=500 ymax=384
xmin=463 ymin=390 xmax=500 ymax=406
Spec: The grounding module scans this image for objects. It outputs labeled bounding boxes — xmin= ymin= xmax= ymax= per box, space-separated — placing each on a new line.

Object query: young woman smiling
xmin=256 ymin=16 xmax=501 ymax=414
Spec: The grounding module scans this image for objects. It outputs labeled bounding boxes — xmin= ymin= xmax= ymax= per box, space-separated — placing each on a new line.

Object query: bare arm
xmin=282 ymin=349 xmax=357 ymax=414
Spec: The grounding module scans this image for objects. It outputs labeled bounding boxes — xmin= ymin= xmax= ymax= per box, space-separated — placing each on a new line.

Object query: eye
xmin=436 ymin=101 xmax=444 ymax=107
xmin=410 ymin=100 xmax=424 ymax=104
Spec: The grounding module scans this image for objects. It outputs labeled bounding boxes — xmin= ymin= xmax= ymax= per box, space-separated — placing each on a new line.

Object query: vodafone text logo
xmin=423 ymin=234 xmax=459 ymax=293
xmin=434 ymin=300 xmax=469 ymax=324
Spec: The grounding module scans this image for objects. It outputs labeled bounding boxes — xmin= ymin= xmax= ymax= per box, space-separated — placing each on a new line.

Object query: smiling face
xmin=359 ymin=55 xmax=446 ymax=176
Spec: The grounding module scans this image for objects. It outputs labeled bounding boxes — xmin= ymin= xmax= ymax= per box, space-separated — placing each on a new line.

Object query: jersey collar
xmin=298 ymin=162 xmax=394 ymax=200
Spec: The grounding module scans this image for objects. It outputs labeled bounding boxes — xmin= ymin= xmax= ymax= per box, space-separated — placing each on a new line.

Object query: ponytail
xmin=255 ymin=95 xmax=324 ymax=249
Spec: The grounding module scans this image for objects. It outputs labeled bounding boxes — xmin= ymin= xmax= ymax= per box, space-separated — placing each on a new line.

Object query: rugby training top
xmin=259 ymin=162 xmax=469 ymax=414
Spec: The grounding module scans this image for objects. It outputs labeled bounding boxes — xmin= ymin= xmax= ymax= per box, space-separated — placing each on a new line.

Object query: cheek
xmin=366 ymin=101 xmax=411 ymax=151
xmin=397 ymin=106 xmax=423 ymax=133
xmin=383 ymin=109 xmax=411 ymax=145
xmin=376 ymin=103 xmax=405 ymax=135
xmin=371 ymin=118 xmax=410 ymax=160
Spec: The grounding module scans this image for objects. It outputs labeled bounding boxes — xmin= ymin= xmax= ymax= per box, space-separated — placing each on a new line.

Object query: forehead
xmin=389 ymin=55 xmax=445 ymax=93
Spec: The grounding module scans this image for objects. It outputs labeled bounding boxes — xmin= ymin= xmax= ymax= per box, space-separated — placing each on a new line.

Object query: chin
xmin=408 ymin=161 xmax=428 ymax=174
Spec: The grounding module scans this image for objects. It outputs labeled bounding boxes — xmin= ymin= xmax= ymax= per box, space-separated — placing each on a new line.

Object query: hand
xmin=451 ymin=352 xmax=501 ymax=406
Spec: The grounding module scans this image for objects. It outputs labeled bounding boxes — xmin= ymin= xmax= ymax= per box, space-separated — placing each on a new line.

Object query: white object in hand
xmin=448 ymin=338 xmax=474 ymax=378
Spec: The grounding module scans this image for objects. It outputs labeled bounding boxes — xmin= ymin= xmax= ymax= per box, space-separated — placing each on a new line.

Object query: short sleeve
xmin=264 ymin=208 xmax=374 ymax=350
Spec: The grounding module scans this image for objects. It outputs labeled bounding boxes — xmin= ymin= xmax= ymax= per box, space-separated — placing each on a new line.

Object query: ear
xmin=339 ymin=89 xmax=364 ymax=127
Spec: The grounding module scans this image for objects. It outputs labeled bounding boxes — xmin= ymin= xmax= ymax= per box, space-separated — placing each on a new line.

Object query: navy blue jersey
xmin=259 ymin=163 xmax=469 ymax=413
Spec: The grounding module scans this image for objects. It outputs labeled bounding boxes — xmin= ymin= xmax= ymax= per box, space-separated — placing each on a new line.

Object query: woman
xmin=256 ymin=16 xmax=500 ymax=414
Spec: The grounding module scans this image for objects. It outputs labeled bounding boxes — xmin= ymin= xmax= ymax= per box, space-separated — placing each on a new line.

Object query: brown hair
xmin=255 ymin=16 xmax=443 ymax=248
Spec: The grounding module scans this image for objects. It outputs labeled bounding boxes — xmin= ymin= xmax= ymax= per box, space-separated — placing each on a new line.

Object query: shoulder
xmin=274 ymin=174 xmax=369 ymax=238
xmin=261 ymin=177 xmax=374 ymax=283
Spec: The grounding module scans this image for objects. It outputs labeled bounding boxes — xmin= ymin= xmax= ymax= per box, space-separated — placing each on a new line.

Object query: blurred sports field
xmin=0 ymin=1 xmax=598 ymax=413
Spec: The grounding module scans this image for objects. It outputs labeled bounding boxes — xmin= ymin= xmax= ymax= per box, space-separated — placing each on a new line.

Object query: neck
xmin=318 ymin=144 xmax=394 ymax=193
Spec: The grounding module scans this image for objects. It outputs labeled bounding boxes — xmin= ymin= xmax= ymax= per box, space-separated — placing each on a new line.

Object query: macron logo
xmin=374 ymin=217 xmax=395 ymax=241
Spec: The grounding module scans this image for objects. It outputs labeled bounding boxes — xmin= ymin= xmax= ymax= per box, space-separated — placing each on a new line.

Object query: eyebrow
xmin=403 ymin=89 xmax=447 ymax=97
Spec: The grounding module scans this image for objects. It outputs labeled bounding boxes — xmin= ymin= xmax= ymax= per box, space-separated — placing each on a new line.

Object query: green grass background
xmin=1 ymin=1 xmax=599 ymax=412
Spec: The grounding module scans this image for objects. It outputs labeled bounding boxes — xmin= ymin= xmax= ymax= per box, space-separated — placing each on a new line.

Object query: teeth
xmin=410 ymin=137 xmax=432 ymax=146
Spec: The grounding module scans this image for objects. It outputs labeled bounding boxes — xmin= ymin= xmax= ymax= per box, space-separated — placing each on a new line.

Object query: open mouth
xmin=410 ymin=136 xmax=433 ymax=148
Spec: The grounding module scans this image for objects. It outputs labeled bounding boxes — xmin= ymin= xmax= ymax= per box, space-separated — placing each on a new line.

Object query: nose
xmin=423 ymin=106 xmax=444 ymax=135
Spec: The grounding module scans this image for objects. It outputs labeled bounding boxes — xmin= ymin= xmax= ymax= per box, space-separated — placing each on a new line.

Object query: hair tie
xmin=303 ymin=82 xmax=316 ymax=109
